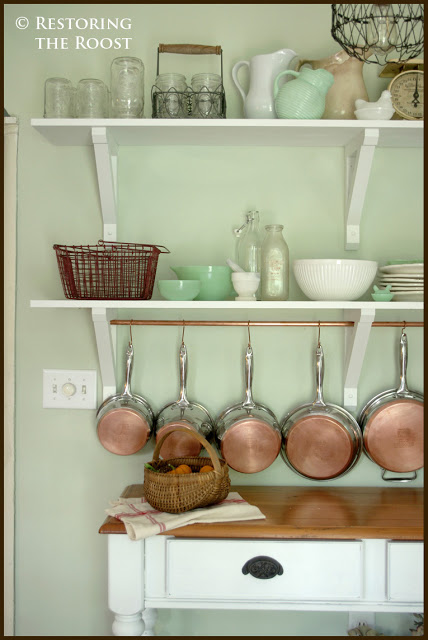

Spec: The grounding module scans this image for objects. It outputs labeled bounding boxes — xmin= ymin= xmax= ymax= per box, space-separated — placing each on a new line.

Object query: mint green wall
xmin=5 ymin=4 xmax=423 ymax=637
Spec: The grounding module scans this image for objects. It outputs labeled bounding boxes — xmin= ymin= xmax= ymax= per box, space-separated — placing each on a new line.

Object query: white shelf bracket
xmin=91 ymin=307 xmax=117 ymax=400
xmin=345 ymin=128 xmax=379 ymax=251
xmin=91 ymin=127 xmax=118 ymax=241
xmin=343 ymin=307 xmax=376 ymax=412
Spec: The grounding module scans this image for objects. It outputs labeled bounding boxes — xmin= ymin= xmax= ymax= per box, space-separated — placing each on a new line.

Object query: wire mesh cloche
xmin=331 ymin=4 xmax=424 ymax=65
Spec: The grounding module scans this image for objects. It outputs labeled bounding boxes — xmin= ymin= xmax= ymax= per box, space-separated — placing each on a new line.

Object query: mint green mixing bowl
xmin=158 ymin=280 xmax=201 ymax=301
xmin=170 ymin=266 xmax=233 ymax=301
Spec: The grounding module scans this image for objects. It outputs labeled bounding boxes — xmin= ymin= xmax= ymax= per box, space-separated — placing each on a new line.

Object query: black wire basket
xmin=151 ymin=43 xmax=226 ymax=119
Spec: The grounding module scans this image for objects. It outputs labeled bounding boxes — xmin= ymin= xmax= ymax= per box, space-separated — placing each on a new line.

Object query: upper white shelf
xmin=31 ymin=118 xmax=423 ymax=148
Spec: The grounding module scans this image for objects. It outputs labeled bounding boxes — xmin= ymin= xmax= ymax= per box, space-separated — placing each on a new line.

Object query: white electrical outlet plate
xmin=43 ymin=369 xmax=97 ymax=409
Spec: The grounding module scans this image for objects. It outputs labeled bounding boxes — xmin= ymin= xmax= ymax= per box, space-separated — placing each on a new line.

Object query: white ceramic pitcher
xmin=232 ymin=48 xmax=298 ymax=118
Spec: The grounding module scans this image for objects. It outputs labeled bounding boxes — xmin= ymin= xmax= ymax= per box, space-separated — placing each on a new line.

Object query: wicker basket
xmin=144 ymin=427 xmax=230 ymax=514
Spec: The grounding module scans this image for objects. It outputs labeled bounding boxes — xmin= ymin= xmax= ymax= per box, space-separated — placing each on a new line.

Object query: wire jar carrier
xmin=151 ymin=43 xmax=226 ymax=119
xmin=53 ymin=240 xmax=170 ymax=300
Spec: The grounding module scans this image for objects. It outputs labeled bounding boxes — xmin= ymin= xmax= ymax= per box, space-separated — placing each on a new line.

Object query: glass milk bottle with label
xmin=261 ymin=224 xmax=289 ymax=301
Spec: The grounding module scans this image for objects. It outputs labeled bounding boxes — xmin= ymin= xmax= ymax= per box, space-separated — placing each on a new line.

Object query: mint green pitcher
xmin=273 ymin=67 xmax=334 ymax=119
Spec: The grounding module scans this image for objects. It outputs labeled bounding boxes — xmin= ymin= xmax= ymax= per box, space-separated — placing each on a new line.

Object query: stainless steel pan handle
xmin=313 ymin=345 xmax=327 ymax=408
xmin=243 ymin=344 xmax=256 ymax=409
xmin=396 ymin=331 xmax=410 ymax=395
xmin=381 ymin=468 xmax=417 ymax=482
xmin=123 ymin=342 xmax=134 ymax=398
xmin=177 ymin=342 xmax=190 ymax=408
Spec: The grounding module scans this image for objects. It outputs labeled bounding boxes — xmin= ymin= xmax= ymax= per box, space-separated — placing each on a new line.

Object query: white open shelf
xmin=30 ymin=118 xmax=423 ymax=408
xmin=31 ymin=118 xmax=423 ymax=148
xmin=30 ymin=299 xmax=423 ymax=310
xmin=31 ymin=298 xmax=423 ymax=410
xmin=31 ymin=118 xmax=423 ymax=249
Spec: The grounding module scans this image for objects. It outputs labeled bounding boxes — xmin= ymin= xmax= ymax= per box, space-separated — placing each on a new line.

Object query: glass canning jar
xmin=154 ymin=73 xmax=188 ymax=118
xmin=111 ymin=56 xmax=145 ymax=118
xmin=191 ymin=73 xmax=222 ymax=118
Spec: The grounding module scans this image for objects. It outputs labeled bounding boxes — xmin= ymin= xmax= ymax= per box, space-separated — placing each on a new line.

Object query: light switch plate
xmin=43 ymin=369 xmax=97 ymax=409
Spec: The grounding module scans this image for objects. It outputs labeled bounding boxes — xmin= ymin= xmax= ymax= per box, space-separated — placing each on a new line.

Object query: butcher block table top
xmin=99 ymin=485 xmax=423 ymax=541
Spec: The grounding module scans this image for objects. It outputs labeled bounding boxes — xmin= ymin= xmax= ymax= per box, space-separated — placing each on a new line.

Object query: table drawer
xmin=387 ymin=542 xmax=424 ymax=602
xmin=166 ymin=539 xmax=362 ymax=601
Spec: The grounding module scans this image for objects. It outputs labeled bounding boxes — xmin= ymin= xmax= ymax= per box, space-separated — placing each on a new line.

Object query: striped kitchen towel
xmin=106 ymin=492 xmax=265 ymax=540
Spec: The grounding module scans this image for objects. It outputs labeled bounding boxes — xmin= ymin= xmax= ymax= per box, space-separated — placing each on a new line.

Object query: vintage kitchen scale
xmin=379 ymin=58 xmax=424 ymax=120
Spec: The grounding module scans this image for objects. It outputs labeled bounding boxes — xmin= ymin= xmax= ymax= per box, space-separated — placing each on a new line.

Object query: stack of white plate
xmin=378 ymin=263 xmax=424 ymax=301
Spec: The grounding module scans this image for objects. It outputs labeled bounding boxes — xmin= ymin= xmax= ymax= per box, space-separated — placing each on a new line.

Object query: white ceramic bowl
xmin=293 ymin=259 xmax=378 ymax=301
xmin=232 ymin=272 xmax=260 ymax=298
xmin=354 ymin=107 xmax=394 ymax=120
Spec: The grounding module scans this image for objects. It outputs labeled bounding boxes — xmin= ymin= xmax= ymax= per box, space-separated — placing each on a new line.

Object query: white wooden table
xmin=99 ymin=485 xmax=423 ymax=636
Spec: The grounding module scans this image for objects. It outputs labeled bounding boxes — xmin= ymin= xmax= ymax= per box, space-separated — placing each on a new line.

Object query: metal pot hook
xmin=129 ymin=320 xmax=133 ymax=346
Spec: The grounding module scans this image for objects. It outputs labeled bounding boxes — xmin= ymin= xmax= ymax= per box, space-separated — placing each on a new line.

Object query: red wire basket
xmin=53 ymin=241 xmax=170 ymax=300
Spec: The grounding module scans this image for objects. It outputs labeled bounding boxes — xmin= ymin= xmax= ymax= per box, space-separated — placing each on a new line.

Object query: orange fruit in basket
xmin=200 ymin=465 xmax=214 ymax=473
xmin=175 ymin=464 xmax=192 ymax=474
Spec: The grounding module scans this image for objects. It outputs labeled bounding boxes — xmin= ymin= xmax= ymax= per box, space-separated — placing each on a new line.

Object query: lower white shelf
xmin=30 ymin=299 xmax=424 ymax=310
xmin=30 ymin=299 xmax=423 ymax=409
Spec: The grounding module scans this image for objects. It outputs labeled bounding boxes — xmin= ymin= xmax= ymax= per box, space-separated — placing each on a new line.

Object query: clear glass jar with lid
xmin=261 ymin=224 xmax=289 ymax=301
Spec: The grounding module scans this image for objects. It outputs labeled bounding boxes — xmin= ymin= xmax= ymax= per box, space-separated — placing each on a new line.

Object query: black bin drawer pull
xmin=242 ymin=556 xmax=284 ymax=579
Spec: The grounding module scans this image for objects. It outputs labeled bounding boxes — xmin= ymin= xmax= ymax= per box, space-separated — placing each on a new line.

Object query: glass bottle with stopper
xmin=234 ymin=210 xmax=262 ymax=273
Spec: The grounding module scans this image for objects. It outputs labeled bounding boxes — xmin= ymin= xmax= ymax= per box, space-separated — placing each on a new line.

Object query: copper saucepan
xmin=96 ymin=342 xmax=154 ymax=455
xmin=215 ymin=344 xmax=282 ymax=474
xmin=358 ymin=331 xmax=423 ymax=482
xmin=155 ymin=342 xmax=213 ymax=459
xmin=281 ymin=344 xmax=363 ymax=480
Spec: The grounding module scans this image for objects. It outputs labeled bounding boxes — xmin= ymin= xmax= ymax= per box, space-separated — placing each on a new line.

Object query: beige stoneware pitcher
xmin=297 ymin=50 xmax=369 ymax=119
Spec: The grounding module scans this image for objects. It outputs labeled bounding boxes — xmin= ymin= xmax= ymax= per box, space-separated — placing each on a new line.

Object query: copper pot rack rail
xmin=110 ymin=320 xmax=423 ymax=328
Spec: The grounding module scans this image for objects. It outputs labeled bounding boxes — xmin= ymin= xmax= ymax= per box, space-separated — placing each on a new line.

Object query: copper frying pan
xmin=155 ymin=341 xmax=213 ymax=459
xmin=215 ymin=344 xmax=282 ymax=474
xmin=96 ymin=342 xmax=154 ymax=455
xmin=281 ymin=344 xmax=363 ymax=480
xmin=358 ymin=331 xmax=423 ymax=481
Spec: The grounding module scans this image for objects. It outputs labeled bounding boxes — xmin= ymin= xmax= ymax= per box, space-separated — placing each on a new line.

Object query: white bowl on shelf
xmin=293 ymin=259 xmax=378 ymax=301
xmin=354 ymin=106 xmax=394 ymax=120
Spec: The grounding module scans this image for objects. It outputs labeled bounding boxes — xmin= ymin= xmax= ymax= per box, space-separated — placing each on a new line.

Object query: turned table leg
xmin=108 ymin=535 xmax=146 ymax=636
xmin=142 ymin=608 xmax=157 ymax=636
xmin=112 ymin=613 xmax=144 ymax=636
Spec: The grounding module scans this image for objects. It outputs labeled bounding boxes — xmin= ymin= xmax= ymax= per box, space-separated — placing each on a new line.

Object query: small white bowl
xmin=293 ymin=259 xmax=378 ymax=301
xmin=232 ymin=272 xmax=260 ymax=300
xmin=355 ymin=107 xmax=394 ymax=120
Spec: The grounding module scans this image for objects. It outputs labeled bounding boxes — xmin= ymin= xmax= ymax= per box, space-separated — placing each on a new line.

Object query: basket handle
xmin=159 ymin=44 xmax=222 ymax=55
xmin=157 ymin=44 xmax=223 ymax=80
xmin=152 ymin=426 xmax=223 ymax=474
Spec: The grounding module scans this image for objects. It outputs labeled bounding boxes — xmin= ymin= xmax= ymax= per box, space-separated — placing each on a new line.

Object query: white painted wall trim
xmin=4 ymin=116 xmax=18 ymax=637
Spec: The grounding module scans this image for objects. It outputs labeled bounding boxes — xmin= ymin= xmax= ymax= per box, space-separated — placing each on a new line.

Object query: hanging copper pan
xmin=155 ymin=341 xmax=213 ymax=459
xmin=215 ymin=344 xmax=282 ymax=474
xmin=96 ymin=342 xmax=154 ymax=455
xmin=281 ymin=344 xmax=363 ymax=480
xmin=358 ymin=331 xmax=423 ymax=481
